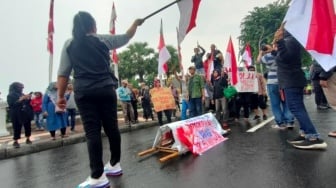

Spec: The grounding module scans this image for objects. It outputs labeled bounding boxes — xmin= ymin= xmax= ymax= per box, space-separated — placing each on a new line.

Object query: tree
xmin=238 ymin=0 xmax=312 ymax=68
xmin=118 ymin=42 xmax=156 ymax=83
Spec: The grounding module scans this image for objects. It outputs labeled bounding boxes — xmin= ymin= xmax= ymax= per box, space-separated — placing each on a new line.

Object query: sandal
xmin=328 ymin=131 xmax=336 ymax=137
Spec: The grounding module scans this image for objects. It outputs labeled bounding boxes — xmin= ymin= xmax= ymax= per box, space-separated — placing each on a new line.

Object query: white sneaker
xmin=77 ymin=174 xmax=109 ymax=188
xmin=104 ymin=162 xmax=123 ymax=176
xmin=271 ymin=124 xmax=287 ymax=130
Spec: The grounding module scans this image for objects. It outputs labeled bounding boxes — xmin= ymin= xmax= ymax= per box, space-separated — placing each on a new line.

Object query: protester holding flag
xmin=273 ymin=25 xmax=327 ymax=150
xmin=210 ymin=44 xmax=223 ymax=71
xmin=56 ymin=11 xmax=143 ymax=188
xmin=191 ymin=44 xmax=206 ymax=75
xmin=257 ymin=45 xmax=294 ymax=129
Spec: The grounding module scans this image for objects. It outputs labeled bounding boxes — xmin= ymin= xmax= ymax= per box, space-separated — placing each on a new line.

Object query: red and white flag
xmin=158 ymin=19 xmax=171 ymax=75
xmin=241 ymin=43 xmax=252 ymax=68
xmin=224 ymin=37 xmax=238 ymax=85
xmin=284 ymin=0 xmax=336 ymax=71
xmin=109 ymin=2 xmax=118 ymax=64
xmin=47 ymin=0 xmax=54 ymax=55
xmin=176 ymin=27 xmax=183 ymax=72
xmin=177 ymin=0 xmax=201 ymax=44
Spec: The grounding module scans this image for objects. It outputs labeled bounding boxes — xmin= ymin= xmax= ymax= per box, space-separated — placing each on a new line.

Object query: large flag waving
xmin=177 ymin=0 xmax=201 ymax=44
xmin=109 ymin=2 xmax=118 ymax=64
xmin=224 ymin=37 xmax=238 ymax=85
xmin=158 ymin=19 xmax=171 ymax=75
xmin=284 ymin=0 xmax=336 ymax=71
xmin=241 ymin=43 xmax=252 ymax=68
xmin=47 ymin=0 xmax=54 ymax=83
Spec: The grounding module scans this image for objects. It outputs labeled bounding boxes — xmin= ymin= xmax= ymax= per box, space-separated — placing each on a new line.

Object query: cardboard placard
xmin=150 ymin=87 xmax=176 ymax=112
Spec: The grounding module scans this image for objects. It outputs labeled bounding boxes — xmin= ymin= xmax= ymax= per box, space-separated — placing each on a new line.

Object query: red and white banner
xmin=152 ymin=113 xmax=228 ymax=155
xmin=284 ymin=0 xmax=336 ymax=71
xmin=224 ymin=37 xmax=238 ymax=85
xmin=109 ymin=2 xmax=118 ymax=64
xmin=158 ymin=19 xmax=171 ymax=75
xmin=241 ymin=43 xmax=252 ymax=68
xmin=177 ymin=0 xmax=201 ymax=44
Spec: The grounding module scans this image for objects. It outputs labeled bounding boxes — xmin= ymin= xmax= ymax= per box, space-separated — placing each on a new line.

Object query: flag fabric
xmin=224 ymin=37 xmax=238 ymax=85
xmin=176 ymin=27 xmax=183 ymax=71
xmin=109 ymin=2 xmax=119 ymax=64
xmin=158 ymin=19 xmax=171 ymax=75
xmin=284 ymin=0 xmax=336 ymax=71
xmin=47 ymin=0 xmax=54 ymax=54
xmin=241 ymin=43 xmax=252 ymax=68
xmin=177 ymin=0 xmax=201 ymax=44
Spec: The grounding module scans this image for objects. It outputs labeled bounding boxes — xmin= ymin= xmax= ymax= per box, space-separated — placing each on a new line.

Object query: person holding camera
xmin=7 ymin=82 xmax=33 ymax=148
xmin=42 ymin=82 xmax=67 ymax=140
xmin=257 ymin=43 xmax=294 ymax=129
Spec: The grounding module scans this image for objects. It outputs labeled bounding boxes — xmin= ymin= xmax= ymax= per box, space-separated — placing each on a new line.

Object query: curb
xmin=0 ymin=120 xmax=159 ymax=160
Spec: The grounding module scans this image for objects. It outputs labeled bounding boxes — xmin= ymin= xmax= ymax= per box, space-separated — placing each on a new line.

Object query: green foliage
xmin=238 ymin=0 xmax=312 ymax=69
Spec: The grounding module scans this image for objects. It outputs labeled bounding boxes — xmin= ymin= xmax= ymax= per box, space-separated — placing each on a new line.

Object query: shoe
xmin=292 ymin=138 xmax=327 ymax=150
xmin=13 ymin=141 xmax=20 ymax=148
xmin=26 ymin=139 xmax=32 ymax=144
xmin=317 ymin=105 xmax=329 ymax=110
xmin=222 ymin=123 xmax=231 ymax=132
xmin=253 ymin=115 xmax=260 ymax=120
xmin=287 ymin=135 xmax=306 ymax=144
xmin=104 ymin=162 xmax=123 ymax=176
xmin=51 ymin=136 xmax=56 ymax=141
xmin=77 ymin=174 xmax=109 ymax=188
xmin=271 ymin=124 xmax=287 ymax=130
xmin=286 ymin=123 xmax=295 ymax=130
xmin=262 ymin=115 xmax=267 ymax=120
xmin=328 ymin=131 xmax=336 ymax=137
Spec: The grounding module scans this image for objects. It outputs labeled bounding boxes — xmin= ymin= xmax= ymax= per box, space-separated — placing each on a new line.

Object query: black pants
xmin=131 ymin=101 xmax=138 ymax=121
xmin=157 ymin=110 xmax=172 ymax=126
xmin=49 ymin=127 xmax=66 ymax=137
xmin=235 ymin=93 xmax=251 ymax=119
xmin=312 ymin=80 xmax=328 ymax=106
xmin=10 ymin=111 xmax=31 ymax=140
xmin=142 ymin=101 xmax=154 ymax=120
xmin=75 ymin=86 xmax=121 ymax=179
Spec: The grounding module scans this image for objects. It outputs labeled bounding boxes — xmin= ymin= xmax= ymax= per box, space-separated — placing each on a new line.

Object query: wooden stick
xmin=143 ymin=0 xmax=182 ymax=20
xmin=159 ymin=152 xmax=179 ymax=163
xmin=138 ymin=148 xmax=157 ymax=156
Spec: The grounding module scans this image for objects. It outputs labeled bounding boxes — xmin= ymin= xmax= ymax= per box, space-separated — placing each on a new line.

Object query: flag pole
xmin=143 ymin=0 xmax=181 ymax=20
xmin=49 ymin=55 xmax=53 ymax=83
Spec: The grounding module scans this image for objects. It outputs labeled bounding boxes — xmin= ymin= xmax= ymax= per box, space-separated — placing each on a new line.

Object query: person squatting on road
xmin=56 ymin=11 xmax=143 ymax=188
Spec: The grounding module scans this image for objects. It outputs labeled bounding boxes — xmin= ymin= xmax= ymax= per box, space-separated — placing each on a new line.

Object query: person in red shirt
xmin=30 ymin=92 xmax=44 ymax=130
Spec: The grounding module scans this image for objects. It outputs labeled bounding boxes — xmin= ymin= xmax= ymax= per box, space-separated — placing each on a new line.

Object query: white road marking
xmin=246 ymin=116 xmax=275 ymax=132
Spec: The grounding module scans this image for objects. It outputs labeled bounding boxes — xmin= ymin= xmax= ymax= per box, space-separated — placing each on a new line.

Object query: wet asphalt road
xmin=0 ymin=97 xmax=336 ymax=188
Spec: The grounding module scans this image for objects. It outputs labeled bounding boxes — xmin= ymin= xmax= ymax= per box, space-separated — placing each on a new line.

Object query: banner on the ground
xmin=152 ymin=113 xmax=227 ymax=155
xmin=150 ymin=87 xmax=176 ymax=112
xmin=234 ymin=71 xmax=258 ymax=92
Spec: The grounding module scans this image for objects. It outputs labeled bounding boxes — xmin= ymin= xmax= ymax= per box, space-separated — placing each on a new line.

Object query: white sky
xmin=0 ymin=0 xmax=278 ymax=98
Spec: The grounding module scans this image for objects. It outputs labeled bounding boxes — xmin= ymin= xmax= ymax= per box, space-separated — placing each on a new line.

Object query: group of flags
xmin=47 ymin=0 xmax=336 ymax=86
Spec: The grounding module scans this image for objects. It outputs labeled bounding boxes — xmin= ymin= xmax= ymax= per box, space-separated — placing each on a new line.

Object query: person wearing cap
xmin=117 ymin=80 xmax=135 ymax=125
xmin=188 ymin=66 xmax=205 ymax=117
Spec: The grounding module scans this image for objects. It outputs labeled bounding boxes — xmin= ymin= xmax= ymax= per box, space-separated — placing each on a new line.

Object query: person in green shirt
xmin=187 ymin=66 xmax=205 ymax=117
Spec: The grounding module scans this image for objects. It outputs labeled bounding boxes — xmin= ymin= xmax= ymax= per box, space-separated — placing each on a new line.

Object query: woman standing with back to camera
xmin=56 ymin=11 xmax=143 ymax=188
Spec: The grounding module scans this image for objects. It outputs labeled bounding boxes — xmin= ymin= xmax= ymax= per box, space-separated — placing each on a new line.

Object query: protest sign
xmin=234 ymin=71 xmax=258 ymax=92
xmin=150 ymin=87 xmax=176 ymax=112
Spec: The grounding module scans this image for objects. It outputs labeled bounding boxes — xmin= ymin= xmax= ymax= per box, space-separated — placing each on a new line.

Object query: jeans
xmin=267 ymin=84 xmax=294 ymax=126
xmin=34 ymin=112 xmax=44 ymax=129
xmin=66 ymin=108 xmax=76 ymax=130
xmin=75 ymin=86 xmax=121 ymax=179
xmin=181 ymin=99 xmax=189 ymax=120
xmin=189 ymin=97 xmax=202 ymax=118
xmin=215 ymin=97 xmax=228 ymax=123
xmin=284 ymin=87 xmax=319 ymax=139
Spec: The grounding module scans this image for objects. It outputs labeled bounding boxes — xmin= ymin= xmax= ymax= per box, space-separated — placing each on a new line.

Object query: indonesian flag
xmin=241 ymin=43 xmax=252 ymax=68
xmin=205 ymin=58 xmax=213 ymax=81
xmin=158 ymin=19 xmax=171 ymax=75
xmin=284 ymin=0 xmax=336 ymax=71
xmin=224 ymin=37 xmax=238 ymax=85
xmin=177 ymin=0 xmax=201 ymax=44
xmin=176 ymin=27 xmax=183 ymax=71
xmin=109 ymin=2 xmax=118 ymax=64
xmin=47 ymin=0 xmax=54 ymax=54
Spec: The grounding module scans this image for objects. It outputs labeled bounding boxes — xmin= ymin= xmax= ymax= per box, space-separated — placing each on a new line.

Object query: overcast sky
xmin=0 ymin=0 xmax=279 ymax=98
